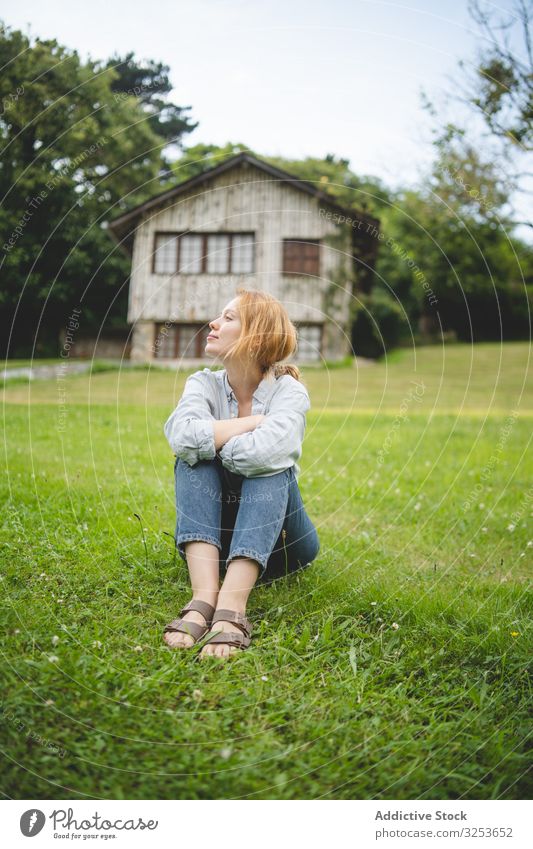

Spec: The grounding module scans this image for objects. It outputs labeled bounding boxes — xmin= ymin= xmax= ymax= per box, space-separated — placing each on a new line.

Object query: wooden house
xmin=108 ymin=152 xmax=379 ymax=363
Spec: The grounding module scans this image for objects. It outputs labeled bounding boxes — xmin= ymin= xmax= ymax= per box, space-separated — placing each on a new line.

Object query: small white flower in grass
xmin=481 ymin=527 xmax=488 ymax=533
xmin=507 ymin=524 xmax=516 ymax=532
xmin=391 ymin=622 xmax=400 ymax=630
xmin=414 ymin=503 xmax=421 ymax=511
xmin=527 ymin=541 xmax=532 ymax=548
xmin=376 ymin=617 xmax=383 ymax=623
xmin=395 ymin=488 xmax=401 ymax=495
xmin=478 ymin=503 xmax=485 ymax=509
xmin=57 ymin=599 xmax=64 ymax=604
xmin=261 ymin=675 xmax=268 ymax=681
xmin=14 ymin=628 xmax=20 ymax=634
xmin=370 ymin=601 xmax=377 ymax=606
xmin=220 ymin=747 xmax=232 ymax=759
xmin=92 ymin=640 xmax=102 ymax=649
xmin=45 ymin=699 xmax=54 ymax=706
xmin=48 ymin=655 xmax=59 ymax=663
xmin=51 ymin=635 xmax=60 ymax=646
xmin=192 ymin=689 xmax=202 ymax=701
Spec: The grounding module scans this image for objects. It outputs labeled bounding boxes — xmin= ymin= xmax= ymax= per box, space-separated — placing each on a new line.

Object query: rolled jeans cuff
xmin=226 ymin=548 xmax=268 ymax=579
xmin=176 ymin=532 xmax=221 ymax=563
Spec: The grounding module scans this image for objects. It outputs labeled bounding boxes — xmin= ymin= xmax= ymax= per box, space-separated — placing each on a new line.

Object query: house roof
xmin=107 ymin=152 xmax=380 ymax=252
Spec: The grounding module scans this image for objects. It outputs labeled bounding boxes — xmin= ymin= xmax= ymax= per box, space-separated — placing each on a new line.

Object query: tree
xmin=102 ymin=52 xmax=197 ymax=159
xmin=423 ymin=0 xmax=533 ymax=219
xmin=169 ymin=141 xmax=250 ymax=182
xmin=374 ymin=176 xmax=532 ymax=342
xmin=0 ymin=24 xmax=196 ymax=356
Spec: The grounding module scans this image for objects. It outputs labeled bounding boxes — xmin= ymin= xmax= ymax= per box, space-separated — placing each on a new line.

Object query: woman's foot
xmin=200 ymin=558 xmax=258 ymax=659
xmin=200 ymin=617 xmax=241 ymax=659
xmin=163 ymin=594 xmax=218 ymax=648
xmin=200 ymin=607 xmax=253 ymax=659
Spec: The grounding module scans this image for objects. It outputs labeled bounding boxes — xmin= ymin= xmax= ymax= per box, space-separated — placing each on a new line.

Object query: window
xmin=295 ymin=324 xmax=322 ymax=361
xmin=231 ymin=233 xmax=254 ymax=273
xmin=153 ymin=234 xmax=179 ymax=274
xmin=178 ymin=235 xmax=203 ymax=273
xmin=206 ymin=234 xmax=231 ymax=274
xmin=283 ymin=239 xmax=320 ymax=276
xmin=152 ymin=232 xmax=255 ymax=274
xmin=153 ymin=324 xmax=211 ymax=358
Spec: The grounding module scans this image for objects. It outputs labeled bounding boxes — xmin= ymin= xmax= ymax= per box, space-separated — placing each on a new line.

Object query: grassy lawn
xmin=0 ymin=342 xmax=531 ymax=799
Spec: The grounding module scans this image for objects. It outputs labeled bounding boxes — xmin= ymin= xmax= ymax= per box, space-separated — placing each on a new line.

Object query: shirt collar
xmin=222 ymin=368 xmax=275 ymax=403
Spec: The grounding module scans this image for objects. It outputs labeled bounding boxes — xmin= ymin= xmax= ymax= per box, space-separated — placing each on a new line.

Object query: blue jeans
xmin=174 ymin=455 xmax=320 ymax=584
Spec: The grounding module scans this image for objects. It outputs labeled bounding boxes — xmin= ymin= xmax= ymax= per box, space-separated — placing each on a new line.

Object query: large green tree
xmin=374 ymin=152 xmax=532 ymax=343
xmin=423 ymin=0 xmax=533 ymax=223
xmin=0 ymin=25 xmax=196 ymax=356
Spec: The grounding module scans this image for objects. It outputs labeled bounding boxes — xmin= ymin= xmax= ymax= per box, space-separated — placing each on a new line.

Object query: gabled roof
xmin=107 ymin=151 xmax=379 ymax=252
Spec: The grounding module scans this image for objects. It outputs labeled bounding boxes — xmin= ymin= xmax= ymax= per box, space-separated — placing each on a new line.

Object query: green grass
xmin=0 ymin=342 xmax=531 ymax=799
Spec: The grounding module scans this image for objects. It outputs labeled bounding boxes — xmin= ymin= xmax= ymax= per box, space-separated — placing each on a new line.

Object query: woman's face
xmin=205 ymin=297 xmax=242 ymax=361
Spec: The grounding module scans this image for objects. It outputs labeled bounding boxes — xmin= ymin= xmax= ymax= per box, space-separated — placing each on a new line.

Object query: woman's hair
xmin=224 ymin=287 xmax=303 ymax=382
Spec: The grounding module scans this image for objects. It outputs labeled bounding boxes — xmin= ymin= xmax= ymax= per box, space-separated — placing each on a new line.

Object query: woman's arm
xmin=217 ymin=377 xmax=310 ymax=477
xmin=163 ymin=371 xmax=264 ymax=465
xmin=213 ymin=416 xmax=264 ymax=451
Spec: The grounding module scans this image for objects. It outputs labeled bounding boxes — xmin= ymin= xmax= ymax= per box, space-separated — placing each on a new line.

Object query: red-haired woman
xmin=163 ymin=289 xmax=320 ymax=659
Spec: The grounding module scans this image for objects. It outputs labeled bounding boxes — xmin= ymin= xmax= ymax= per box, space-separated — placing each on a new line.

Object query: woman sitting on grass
xmin=163 ymin=287 xmax=320 ymax=660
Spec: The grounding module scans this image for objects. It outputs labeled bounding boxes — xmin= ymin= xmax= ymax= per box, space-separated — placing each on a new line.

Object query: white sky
xmin=3 ymin=0 xmax=530 ymax=230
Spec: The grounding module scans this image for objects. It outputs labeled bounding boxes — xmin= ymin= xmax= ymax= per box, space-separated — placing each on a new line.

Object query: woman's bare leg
xmin=164 ymin=541 xmax=220 ymax=648
xmin=200 ymin=556 xmax=260 ymax=659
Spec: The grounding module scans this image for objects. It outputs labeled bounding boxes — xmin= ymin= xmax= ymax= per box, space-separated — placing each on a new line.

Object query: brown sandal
xmin=164 ymin=599 xmax=216 ymax=645
xmin=202 ymin=609 xmax=253 ymax=651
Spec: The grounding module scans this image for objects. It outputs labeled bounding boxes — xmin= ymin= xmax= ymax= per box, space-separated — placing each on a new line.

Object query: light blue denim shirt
xmin=164 ymin=367 xmax=310 ymax=479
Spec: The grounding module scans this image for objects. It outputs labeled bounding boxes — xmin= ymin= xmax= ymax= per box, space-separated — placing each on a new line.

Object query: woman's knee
xmin=176 ymin=456 xmax=219 ymax=483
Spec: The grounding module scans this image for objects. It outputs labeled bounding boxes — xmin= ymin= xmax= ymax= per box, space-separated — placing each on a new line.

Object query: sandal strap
xmin=180 ymin=599 xmax=216 ymax=623
xmin=211 ymin=609 xmax=253 ymax=638
xmin=164 ymin=618 xmax=208 ymax=641
xmin=203 ymin=630 xmax=252 ymax=649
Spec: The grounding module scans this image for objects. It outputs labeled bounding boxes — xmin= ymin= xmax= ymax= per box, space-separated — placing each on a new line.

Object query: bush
xmin=351 ymin=290 xmax=406 ymax=358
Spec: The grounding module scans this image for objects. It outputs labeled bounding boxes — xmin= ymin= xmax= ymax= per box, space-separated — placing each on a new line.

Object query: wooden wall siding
xmin=127 ymin=163 xmax=353 ymax=344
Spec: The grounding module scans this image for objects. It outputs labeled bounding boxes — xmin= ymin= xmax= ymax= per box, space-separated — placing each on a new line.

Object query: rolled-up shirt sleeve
xmin=163 ymin=371 xmax=216 ymax=466
xmin=218 ymin=378 xmax=310 ymax=478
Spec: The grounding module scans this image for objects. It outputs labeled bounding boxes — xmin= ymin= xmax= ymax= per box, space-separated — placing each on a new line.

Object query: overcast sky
xmin=3 ymin=0 xmax=528 ymax=222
